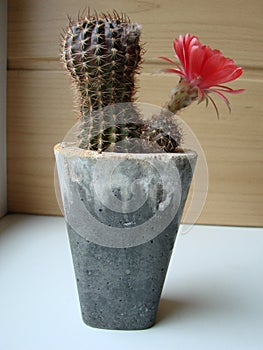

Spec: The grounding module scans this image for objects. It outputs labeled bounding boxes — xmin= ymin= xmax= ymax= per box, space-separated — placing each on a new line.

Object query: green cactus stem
xmin=61 ymin=10 xmax=182 ymax=153
xmin=62 ymin=11 xmax=142 ymax=109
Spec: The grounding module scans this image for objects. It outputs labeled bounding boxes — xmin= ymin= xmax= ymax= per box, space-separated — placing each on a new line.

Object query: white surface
xmin=0 ymin=214 xmax=262 ymax=350
xmin=0 ymin=0 xmax=7 ymax=217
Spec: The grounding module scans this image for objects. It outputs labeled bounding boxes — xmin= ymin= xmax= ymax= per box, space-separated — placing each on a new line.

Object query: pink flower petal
xmin=160 ymin=34 xmax=244 ymax=114
xmin=188 ymin=45 xmax=205 ymax=80
xmin=162 ymin=68 xmax=186 ymax=77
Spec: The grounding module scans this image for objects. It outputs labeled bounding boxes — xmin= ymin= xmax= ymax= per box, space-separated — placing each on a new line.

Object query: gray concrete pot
xmin=54 ymin=143 xmax=197 ymax=330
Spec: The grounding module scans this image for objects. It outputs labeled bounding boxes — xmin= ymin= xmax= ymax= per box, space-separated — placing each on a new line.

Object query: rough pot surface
xmin=55 ymin=144 xmax=197 ymax=330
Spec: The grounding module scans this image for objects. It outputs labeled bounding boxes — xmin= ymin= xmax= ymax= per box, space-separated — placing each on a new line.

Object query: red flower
xmin=160 ymin=34 xmax=244 ymax=114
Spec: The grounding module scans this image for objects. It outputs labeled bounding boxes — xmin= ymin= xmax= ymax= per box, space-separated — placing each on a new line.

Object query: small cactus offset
xmin=61 ymin=10 xmax=181 ymax=153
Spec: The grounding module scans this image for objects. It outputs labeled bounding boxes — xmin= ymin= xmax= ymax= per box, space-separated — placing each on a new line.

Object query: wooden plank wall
xmin=0 ymin=0 xmax=7 ymax=218
xmin=7 ymin=0 xmax=263 ymax=226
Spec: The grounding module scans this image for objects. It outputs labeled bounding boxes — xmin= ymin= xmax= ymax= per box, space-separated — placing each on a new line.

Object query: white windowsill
xmin=0 ymin=214 xmax=262 ymax=350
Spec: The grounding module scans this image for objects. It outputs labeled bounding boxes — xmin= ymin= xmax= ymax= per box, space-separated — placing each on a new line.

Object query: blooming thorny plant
xmin=160 ymin=34 xmax=244 ymax=117
xmin=62 ymin=12 xmax=244 ymax=153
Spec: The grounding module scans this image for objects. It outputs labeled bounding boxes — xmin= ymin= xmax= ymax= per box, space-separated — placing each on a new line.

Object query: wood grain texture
xmin=7 ymin=0 xmax=263 ymax=226
xmin=8 ymin=0 xmax=263 ymax=69
xmin=7 ymin=71 xmax=263 ymax=226
xmin=0 ymin=0 xmax=7 ymax=218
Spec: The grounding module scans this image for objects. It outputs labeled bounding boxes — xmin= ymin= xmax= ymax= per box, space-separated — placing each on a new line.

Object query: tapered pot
xmin=54 ymin=143 xmax=197 ymax=330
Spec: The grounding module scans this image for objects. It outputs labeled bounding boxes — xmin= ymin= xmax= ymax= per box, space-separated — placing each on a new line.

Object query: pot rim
xmin=54 ymin=142 xmax=197 ymax=160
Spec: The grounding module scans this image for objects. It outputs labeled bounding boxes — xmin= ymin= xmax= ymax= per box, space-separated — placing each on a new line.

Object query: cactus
xmin=61 ymin=10 xmax=181 ymax=153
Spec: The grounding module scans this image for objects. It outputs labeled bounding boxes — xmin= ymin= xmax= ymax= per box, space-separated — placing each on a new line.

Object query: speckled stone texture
xmin=67 ymin=221 xmax=179 ymax=330
xmin=55 ymin=146 xmax=197 ymax=330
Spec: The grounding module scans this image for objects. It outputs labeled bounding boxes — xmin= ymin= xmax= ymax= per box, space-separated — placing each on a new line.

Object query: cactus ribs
xmin=61 ymin=10 xmax=182 ymax=153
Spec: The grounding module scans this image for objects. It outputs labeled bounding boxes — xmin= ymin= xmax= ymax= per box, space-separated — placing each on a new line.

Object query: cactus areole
xmin=61 ymin=11 xmax=182 ymax=153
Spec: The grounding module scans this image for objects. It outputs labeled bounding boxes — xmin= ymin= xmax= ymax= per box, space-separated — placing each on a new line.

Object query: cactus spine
xmin=61 ymin=11 xmax=181 ymax=153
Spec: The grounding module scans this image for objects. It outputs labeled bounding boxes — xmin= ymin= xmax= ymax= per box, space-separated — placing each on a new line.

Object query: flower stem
xmin=167 ymin=79 xmax=198 ymax=114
